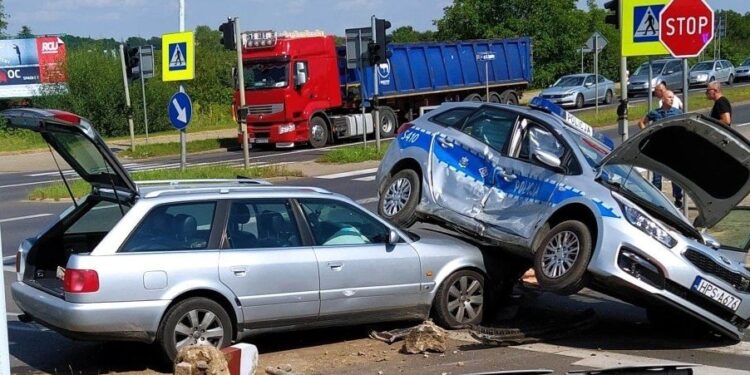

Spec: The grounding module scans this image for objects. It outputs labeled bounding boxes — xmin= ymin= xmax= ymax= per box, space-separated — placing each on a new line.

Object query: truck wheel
xmin=309 ymin=116 xmax=329 ymax=148
xmin=433 ymin=269 xmax=485 ymax=329
xmin=463 ymin=93 xmax=483 ymax=102
xmin=485 ymin=92 xmax=502 ymax=103
xmin=377 ymin=106 xmax=397 ymax=138
xmin=500 ymin=90 xmax=518 ymax=105
xmin=158 ymin=297 xmax=233 ymax=362
xmin=532 ymin=220 xmax=592 ymax=295
xmin=378 ymin=169 xmax=420 ymax=227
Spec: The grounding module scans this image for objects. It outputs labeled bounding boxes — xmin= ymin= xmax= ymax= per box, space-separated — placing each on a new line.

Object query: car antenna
xmin=46 ymin=143 xmax=78 ymax=208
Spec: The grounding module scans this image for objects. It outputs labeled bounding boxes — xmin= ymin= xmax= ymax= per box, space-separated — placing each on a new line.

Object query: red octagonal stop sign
xmin=659 ymin=0 xmax=714 ymax=58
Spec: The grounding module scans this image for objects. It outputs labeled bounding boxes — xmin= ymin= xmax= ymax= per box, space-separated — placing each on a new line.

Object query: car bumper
xmin=539 ymin=96 xmax=577 ymax=107
xmin=736 ymin=71 xmax=750 ymax=79
xmin=12 ymin=281 xmax=169 ymax=343
xmin=627 ymin=84 xmax=653 ymax=94
xmin=589 ymin=219 xmax=750 ymax=340
xmin=243 ymin=121 xmax=310 ymax=146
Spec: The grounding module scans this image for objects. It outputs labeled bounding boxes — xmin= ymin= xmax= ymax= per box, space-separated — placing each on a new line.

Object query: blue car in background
xmin=540 ymin=74 xmax=615 ymax=109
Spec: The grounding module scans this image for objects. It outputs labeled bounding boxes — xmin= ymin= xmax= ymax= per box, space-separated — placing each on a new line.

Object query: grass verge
xmin=119 ymin=137 xmax=237 ymax=159
xmin=318 ymin=141 xmax=391 ymax=164
xmin=28 ymin=165 xmax=302 ymax=201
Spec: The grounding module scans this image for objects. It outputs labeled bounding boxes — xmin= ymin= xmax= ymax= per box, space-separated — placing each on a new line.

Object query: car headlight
xmin=620 ymin=204 xmax=677 ymax=248
xmin=278 ymin=123 xmax=296 ymax=134
xmin=697 ymin=73 xmax=708 ymax=81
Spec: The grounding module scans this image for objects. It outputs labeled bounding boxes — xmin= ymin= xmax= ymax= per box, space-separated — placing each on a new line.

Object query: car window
xmin=225 ymin=199 xmax=301 ymax=249
xmin=584 ymin=76 xmax=594 ymax=85
xmin=298 ymin=199 xmax=390 ymax=246
xmin=66 ymin=201 xmax=129 ymax=235
xmin=121 ymin=202 xmax=216 ymax=252
xmin=429 ymin=107 xmax=475 ymax=129
xmin=460 ymin=107 xmax=516 ymax=152
xmin=597 ymin=75 xmax=606 ymax=83
xmin=518 ymin=124 xmax=566 ymax=163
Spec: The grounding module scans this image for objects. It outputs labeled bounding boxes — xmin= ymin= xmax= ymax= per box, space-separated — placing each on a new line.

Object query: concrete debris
xmin=400 ymin=321 xmax=448 ymax=354
xmin=174 ymin=344 xmax=230 ymax=375
xmin=265 ymin=364 xmax=296 ymax=375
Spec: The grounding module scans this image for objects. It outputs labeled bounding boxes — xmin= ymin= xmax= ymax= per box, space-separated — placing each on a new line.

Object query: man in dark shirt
xmin=706 ymin=81 xmax=732 ymax=126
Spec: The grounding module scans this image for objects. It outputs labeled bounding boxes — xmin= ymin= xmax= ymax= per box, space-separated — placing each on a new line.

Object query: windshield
xmin=553 ymin=76 xmax=584 ymax=87
xmin=742 ymin=59 xmax=750 ymax=67
xmin=691 ymin=62 xmax=714 ymax=71
xmin=243 ymin=60 xmax=289 ymax=90
xmin=634 ymin=62 xmax=665 ymax=76
xmin=564 ymin=128 xmax=684 ymax=219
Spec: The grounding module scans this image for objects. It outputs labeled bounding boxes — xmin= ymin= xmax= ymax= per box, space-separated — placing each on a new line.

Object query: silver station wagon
xmin=376 ymin=98 xmax=750 ymax=340
xmin=4 ymin=108 xmax=491 ymax=361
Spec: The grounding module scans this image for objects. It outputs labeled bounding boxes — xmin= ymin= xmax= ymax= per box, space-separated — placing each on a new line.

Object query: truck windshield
xmin=243 ymin=61 xmax=289 ymax=90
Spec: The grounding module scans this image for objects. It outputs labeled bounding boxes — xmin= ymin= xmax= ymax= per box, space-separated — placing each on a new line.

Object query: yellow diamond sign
xmin=621 ymin=0 xmax=670 ymax=57
xmin=162 ymin=31 xmax=194 ymax=81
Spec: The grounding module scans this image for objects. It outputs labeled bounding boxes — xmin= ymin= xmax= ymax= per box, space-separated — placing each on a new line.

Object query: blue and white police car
xmin=376 ymin=98 xmax=750 ymax=340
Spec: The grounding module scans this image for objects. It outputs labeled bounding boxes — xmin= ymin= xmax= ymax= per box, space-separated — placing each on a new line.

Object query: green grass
xmin=0 ymin=128 xmax=47 ymax=153
xmin=120 ymin=137 xmax=237 ymax=159
xmin=28 ymin=165 xmax=302 ymax=201
xmin=318 ymin=141 xmax=391 ymax=164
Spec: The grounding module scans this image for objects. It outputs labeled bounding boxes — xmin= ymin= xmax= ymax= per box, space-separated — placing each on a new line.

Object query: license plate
xmin=249 ymin=138 xmax=268 ymax=144
xmin=691 ymin=276 xmax=742 ymax=312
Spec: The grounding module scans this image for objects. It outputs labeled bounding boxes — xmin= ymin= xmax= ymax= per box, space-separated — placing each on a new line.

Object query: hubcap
xmin=173 ymin=309 xmax=226 ymax=352
xmin=311 ymin=123 xmax=325 ymax=144
xmin=446 ymin=275 xmax=483 ymax=323
xmin=381 ymin=115 xmax=394 ymax=133
xmin=382 ymin=177 xmax=412 ymax=216
xmin=541 ymin=230 xmax=580 ymax=279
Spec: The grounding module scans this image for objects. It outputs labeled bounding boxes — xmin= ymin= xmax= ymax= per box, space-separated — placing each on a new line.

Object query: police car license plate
xmin=249 ymin=138 xmax=268 ymax=144
xmin=691 ymin=276 xmax=741 ymax=312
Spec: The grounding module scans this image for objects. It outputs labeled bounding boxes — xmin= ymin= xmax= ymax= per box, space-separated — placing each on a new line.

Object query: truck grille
xmin=245 ymin=103 xmax=284 ymax=115
xmin=684 ymin=249 xmax=750 ymax=293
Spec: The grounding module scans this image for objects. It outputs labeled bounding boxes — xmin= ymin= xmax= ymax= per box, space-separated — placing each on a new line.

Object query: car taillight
xmin=63 ymin=269 xmax=99 ymax=293
xmin=396 ymin=122 xmax=413 ymax=135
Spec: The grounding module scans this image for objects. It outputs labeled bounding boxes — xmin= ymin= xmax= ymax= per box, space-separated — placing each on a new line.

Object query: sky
xmin=4 ymin=0 xmax=749 ymax=41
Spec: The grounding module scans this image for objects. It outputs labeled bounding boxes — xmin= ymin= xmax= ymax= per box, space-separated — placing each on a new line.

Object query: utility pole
xmin=179 ymin=0 xmax=186 ymax=171
xmin=235 ymin=17 xmax=250 ymax=169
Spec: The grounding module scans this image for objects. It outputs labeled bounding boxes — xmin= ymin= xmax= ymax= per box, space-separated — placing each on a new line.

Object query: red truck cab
xmin=235 ymin=31 xmax=342 ymax=148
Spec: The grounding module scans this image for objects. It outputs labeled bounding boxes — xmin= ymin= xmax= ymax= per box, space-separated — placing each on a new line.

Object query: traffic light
xmin=125 ymin=45 xmax=140 ymax=80
xmin=604 ymin=0 xmax=620 ymax=29
xmin=219 ymin=19 xmax=236 ymax=50
xmin=368 ymin=17 xmax=392 ymax=66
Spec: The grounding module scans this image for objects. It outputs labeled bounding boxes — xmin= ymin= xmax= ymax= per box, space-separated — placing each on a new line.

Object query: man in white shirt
xmin=655 ymin=82 xmax=683 ymax=109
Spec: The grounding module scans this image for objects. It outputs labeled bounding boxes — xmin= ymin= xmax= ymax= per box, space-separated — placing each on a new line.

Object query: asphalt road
xmin=2 ymin=102 xmax=750 ymax=374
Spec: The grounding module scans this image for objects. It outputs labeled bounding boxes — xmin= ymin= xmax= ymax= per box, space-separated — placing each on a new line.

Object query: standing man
xmin=639 ymin=90 xmax=684 ymax=208
xmin=655 ymin=82 xmax=682 ymax=109
xmin=706 ymin=81 xmax=732 ymax=126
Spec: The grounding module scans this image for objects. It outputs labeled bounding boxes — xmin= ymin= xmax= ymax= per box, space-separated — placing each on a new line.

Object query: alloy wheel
xmin=541 ymin=230 xmax=580 ymax=279
xmin=173 ymin=308 xmax=227 ymax=352
xmin=383 ymin=177 xmax=412 ymax=216
xmin=446 ymin=275 xmax=484 ymax=323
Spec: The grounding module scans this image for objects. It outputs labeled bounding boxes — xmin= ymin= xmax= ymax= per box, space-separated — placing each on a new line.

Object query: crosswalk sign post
xmin=162 ymin=31 xmax=195 ymax=171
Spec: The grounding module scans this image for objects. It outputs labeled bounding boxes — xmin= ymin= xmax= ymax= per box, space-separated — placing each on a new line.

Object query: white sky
xmin=4 ymin=0 xmax=748 ymax=41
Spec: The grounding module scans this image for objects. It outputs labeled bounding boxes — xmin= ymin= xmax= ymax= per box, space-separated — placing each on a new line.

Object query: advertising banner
xmin=0 ymin=36 xmax=67 ymax=98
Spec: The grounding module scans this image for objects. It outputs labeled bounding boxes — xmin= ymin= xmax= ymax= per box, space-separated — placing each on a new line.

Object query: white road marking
xmin=355 ymin=197 xmax=378 ymax=204
xmin=0 ymin=180 xmax=68 ymax=189
xmin=0 ymin=213 xmax=54 ymax=224
xmin=3 ymin=255 xmax=14 ymax=265
xmin=736 ymin=122 xmax=750 ymax=127
xmin=353 ymin=175 xmax=376 ymax=182
xmin=515 ymin=343 xmax=750 ymax=374
xmin=316 ymin=168 xmax=379 ymax=179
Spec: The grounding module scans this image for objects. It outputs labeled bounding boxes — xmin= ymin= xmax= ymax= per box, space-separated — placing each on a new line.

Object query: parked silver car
xmin=689 ymin=60 xmax=736 ymax=86
xmin=375 ymin=99 xmax=750 ymax=340
xmin=539 ymin=74 xmax=615 ymax=109
xmin=627 ymin=58 xmax=684 ymax=97
xmin=4 ymin=108 xmax=492 ymax=361
xmin=735 ymin=58 xmax=750 ymax=81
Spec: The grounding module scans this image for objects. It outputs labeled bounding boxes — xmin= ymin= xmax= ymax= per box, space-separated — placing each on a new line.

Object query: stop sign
xmin=659 ymin=0 xmax=714 ymax=57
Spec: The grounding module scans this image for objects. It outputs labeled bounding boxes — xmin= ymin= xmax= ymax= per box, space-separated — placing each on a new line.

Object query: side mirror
xmin=387 ymin=229 xmax=400 ymax=245
xmin=666 ymin=70 xmax=674 ymax=74
xmin=533 ymin=149 xmax=562 ymax=169
xmin=295 ymin=61 xmax=308 ymax=87
xmin=584 ymin=82 xmax=593 ymax=87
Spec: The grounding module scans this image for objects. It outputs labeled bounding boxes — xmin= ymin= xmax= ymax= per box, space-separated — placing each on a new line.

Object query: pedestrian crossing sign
xmin=621 ymin=0 xmax=669 ymax=57
xmin=161 ymin=31 xmax=194 ymax=81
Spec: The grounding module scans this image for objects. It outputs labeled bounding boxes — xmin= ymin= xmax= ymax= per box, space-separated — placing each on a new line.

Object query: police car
xmin=375 ymin=98 xmax=750 ymax=340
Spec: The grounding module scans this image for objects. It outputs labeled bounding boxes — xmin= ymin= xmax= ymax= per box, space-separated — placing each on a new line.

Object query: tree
xmin=18 ymin=25 xmax=33 ymax=38
xmin=391 ymin=26 xmax=435 ymax=43
xmin=0 ymin=0 xmax=7 ymax=38
xmin=435 ymin=0 xmax=590 ymax=87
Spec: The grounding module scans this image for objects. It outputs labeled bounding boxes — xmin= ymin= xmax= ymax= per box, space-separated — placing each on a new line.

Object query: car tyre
xmin=309 ymin=116 xmax=329 ymax=149
xmin=575 ymin=94 xmax=584 ymax=109
xmin=532 ymin=220 xmax=592 ymax=295
xmin=378 ymin=169 xmax=420 ymax=227
xmin=158 ymin=297 xmax=233 ymax=362
xmin=728 ymin=74 xmax=734 ymax=85
xmin=604 ymin=90 xmax=613 ymax=104
xmin=433 ymin=269 xmax=485 ymax=329
xmin=377 ymin=106 xmax=397 ymax=138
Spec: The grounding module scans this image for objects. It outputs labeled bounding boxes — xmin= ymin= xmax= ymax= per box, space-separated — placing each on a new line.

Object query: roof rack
xmin=141 ymin=185 xmax=333 ymax=199
xmin=135 ymin=179 xmax=272 ymax=187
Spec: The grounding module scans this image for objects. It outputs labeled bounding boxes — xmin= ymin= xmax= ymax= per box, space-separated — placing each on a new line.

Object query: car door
xmin=704 ymin=206 xmax=750 ymax=268
xmin=297 ymin=198 xmax=422 ymax=320
xmin=218 ymin=199 xmax=320 ymax=327
xmin=428 ymin=105 xmax=518 ymax=219
xmin=665 ymin=61 xmax=682 ymax=88
xmin=716 ymin=61 xmax=728 ymax=81
xmin=478 ymin=119 xmax=568 ymax=239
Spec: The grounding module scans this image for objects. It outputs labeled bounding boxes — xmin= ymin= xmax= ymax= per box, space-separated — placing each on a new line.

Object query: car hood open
xmin=1 ymin=108 xmax=137 ymax=196
xmin=598 ymin=113 xmax=750 ymax=228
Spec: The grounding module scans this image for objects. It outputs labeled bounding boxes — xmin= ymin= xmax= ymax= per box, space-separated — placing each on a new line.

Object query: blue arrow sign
xmin=168 ymin=91 xmax=192 ymax=130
